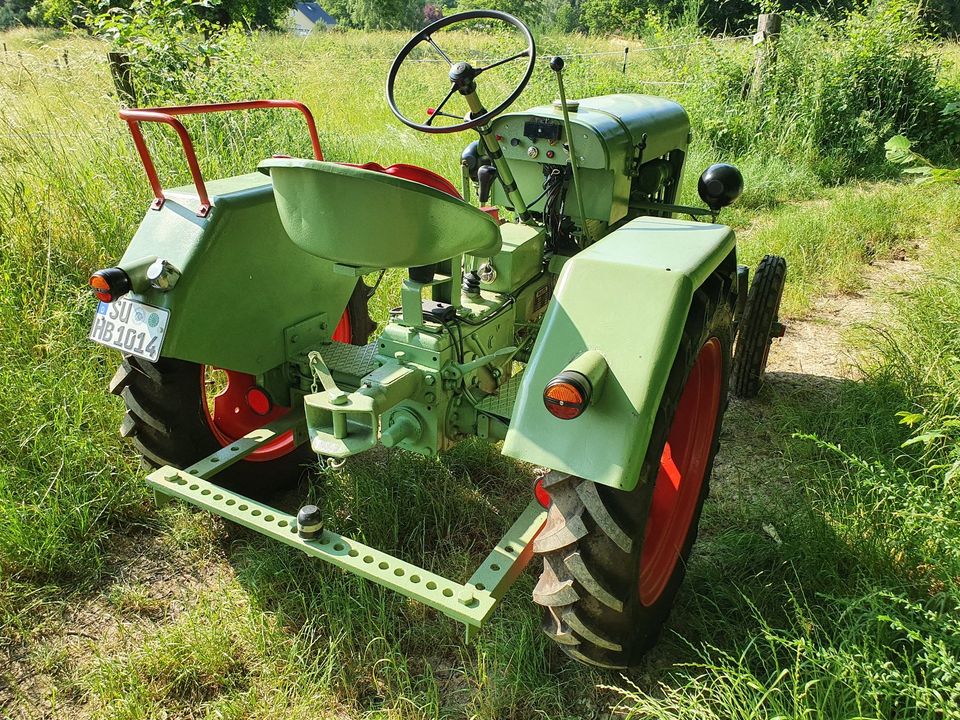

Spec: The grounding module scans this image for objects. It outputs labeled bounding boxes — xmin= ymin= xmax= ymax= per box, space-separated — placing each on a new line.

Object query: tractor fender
xmin=502 ymin=216 xmax=736 ymax=491
xmin=116 ymin=173 xmax=358 ymax=375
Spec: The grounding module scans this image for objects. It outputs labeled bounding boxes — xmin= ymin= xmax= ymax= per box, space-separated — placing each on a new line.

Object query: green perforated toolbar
xmin=145 ymin=411 xmax=546 ymax=639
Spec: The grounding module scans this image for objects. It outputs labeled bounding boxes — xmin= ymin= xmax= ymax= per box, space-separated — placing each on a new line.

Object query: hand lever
xmin=477 ymin=164 xmax=498 ymax=204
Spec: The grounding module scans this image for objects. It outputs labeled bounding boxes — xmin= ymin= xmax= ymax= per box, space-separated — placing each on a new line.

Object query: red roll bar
xmin=119 ymin=100 xmax=323 ymax=217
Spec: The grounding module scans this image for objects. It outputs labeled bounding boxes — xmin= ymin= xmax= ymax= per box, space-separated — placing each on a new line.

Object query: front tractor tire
xmin=532 ymin=272 xmax=733 ymax=668
xmin=731 ymin=254 xmax=787 ymax=398
xmin=110 ymin=281 xmax=375 ymax=497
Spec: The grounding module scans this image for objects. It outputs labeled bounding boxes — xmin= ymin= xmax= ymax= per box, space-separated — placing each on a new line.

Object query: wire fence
xmin=1 ymin=33 xmax=753 ymax=95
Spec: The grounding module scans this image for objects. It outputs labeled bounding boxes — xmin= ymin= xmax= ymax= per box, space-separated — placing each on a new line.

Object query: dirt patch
xmin=712 ymin=251 xmax=924 ymax=505
xmin=0 ymin=527 xmax=232 ymax=719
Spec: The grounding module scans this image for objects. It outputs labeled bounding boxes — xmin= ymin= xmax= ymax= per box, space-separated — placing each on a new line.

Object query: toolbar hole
xmin=504 ymin=546 xmax=514 ymax=554
xmin=238 ymin=504 xmax=248 ymax=511
xmin=225 ymin=499 xmax=235 ymax=506
xmin=426 ymin=581 xmax=437 ymax=590
xmin=394 ymin=568 xmax=404 ymax=577
xmin=410 ymin=575 xmax=421 ymax=583
xmin=475 ymin=583 xmax=486 ymax=591
xmin=363 ymin=555 xmax=374 ymax=564
xmin=490 ymin=563 xmax=500 ymax=572
xmin=277 ymin=520 xmax=288 ymax=527
xmin=348 ymin=549 xmax=359 ymax=557
xmin=199 ymin=489 xmax=209 ymax=496
xmin=442 ymin=588 xmax=453 ymax=597
xmin=333 ymin=543 xmax=345 ymax=552
xmin=210 ymin=457 xmax=220 ymax=463
xmin=251 ymin=509 xmax=261 ymax=517
xmin=264 ymin=515 xmax=274 ymax=522
xmin=190 ymin=484 xmax=199 ymax=491
xmin=213 ymin=494 xmax=223 ymax=501
xmin=379 ymin=561 xmax=389 ymax=570
xmin=230 ymin=446 xmax=239 ymax=452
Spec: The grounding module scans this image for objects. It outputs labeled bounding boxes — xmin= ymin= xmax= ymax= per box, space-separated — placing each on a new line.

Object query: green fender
xmin=502 ymin=216 xmax=736 ymax=491
xmin=116 ymin=173 xmax=358 ymax=375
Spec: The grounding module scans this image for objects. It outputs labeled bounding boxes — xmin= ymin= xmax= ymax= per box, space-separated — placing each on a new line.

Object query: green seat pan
xmin=259 ymin=158 xmax=502 ymax=268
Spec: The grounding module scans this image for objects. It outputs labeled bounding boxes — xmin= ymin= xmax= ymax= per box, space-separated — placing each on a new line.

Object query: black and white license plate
xmin=89 ymin=297 xmax=169 ymax=362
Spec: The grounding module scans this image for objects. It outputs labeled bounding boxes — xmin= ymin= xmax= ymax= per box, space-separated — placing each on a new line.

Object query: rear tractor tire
xmin=532 ymin=272 xmax=733 ymax=668
xmin=731 ymin=254 xmax=787 ymax=398
xmin=110 ymin=280 xmax=375 ymax=497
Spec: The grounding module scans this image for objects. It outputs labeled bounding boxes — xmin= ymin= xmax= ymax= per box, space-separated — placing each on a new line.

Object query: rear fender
xmin=115 ymin=173 xmax=359 ymax=375
xmin=502 ymin=216 xmax=736 ymax=491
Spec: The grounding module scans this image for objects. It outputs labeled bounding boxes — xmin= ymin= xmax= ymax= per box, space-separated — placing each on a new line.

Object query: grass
xmin=1 ymin=21 xmax=960 ymax=720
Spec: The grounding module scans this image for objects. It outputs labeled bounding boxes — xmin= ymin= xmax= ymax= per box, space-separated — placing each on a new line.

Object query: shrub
xmin=690 ymin=0 xmax=956 ymax=181
xmin=80 ymin=0 xmax=273 ymax=105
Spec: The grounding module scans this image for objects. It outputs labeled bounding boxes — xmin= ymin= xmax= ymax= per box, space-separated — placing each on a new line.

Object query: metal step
xmin=476 ymin=370 xmax=525 ymax=420
xmin=321 ymin=341 xmax=378 ymax=381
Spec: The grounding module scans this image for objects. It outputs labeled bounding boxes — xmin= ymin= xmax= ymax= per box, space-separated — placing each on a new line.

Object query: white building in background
xmin=289 ymin=3 xmax=337 ymax=35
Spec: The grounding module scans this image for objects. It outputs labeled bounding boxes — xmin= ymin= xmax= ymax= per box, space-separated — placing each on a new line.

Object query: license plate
xmin=89 ymin=297 xmax=169 ymax=362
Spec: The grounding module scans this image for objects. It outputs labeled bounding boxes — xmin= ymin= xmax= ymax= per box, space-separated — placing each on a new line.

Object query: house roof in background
xmin=296 ymin=2 xmax=336 ymax=25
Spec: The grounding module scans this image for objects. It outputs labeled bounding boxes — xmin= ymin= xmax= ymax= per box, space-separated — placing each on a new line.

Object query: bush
xmin=689 ymin=0 xmax=956 ymax=181
xmin=80 ymin=0 xmax=274 ymax=105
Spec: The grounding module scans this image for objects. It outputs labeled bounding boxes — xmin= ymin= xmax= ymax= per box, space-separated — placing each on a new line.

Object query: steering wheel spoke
xmin=424 ymin=35 xmax=453 ymax=65
xmin=386 ymin=10 xmax=536 ymax=135
xmin=475 ymin=49 xmax=530 ymax=76
xmin=426 ymin=83 xmax=458 ymax=126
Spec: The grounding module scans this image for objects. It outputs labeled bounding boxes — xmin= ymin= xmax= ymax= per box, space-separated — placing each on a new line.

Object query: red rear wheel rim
xmin=638 ymin=337 xmax=723 ymax=606
xmin=200 ymin=309 xmax=353 ymax=462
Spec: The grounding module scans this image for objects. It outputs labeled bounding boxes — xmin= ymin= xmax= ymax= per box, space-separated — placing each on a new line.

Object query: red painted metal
xmin=533 ymin=476 xmax=550 ymax=509
xmin=638 ymin=337 xmax=722 ymax=606
xmin=200 ymin=307 xmax=353 ymax=462
xmin=202 ymin=368 xmax=296 ymax=461
xmin=342 ymin=161 xmax=462 ymax=199
xmin=119 ymin=100 xmax=323 ymax=217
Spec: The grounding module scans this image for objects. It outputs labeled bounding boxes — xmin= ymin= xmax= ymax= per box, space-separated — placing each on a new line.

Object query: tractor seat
xmin=259 ymin=158 xmax=501 ymax=268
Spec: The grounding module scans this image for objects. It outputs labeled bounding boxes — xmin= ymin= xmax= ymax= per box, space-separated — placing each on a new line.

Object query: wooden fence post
xmin=745 ymin=13 xmax=782 ymax=99
xmin=107 ymin=51 xmax=138 ymax=107
xmin=622 ymin=46 xmax=629 ymax=74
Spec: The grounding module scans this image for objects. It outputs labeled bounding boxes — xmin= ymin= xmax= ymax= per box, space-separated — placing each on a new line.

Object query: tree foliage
xmin=323 ymin=0 xmax=424 ymax=29
xmin=11 ymin=0 xmax=295 ymax=29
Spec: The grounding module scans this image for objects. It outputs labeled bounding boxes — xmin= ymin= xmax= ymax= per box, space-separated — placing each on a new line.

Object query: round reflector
xmin=543 ymin=372 xmax=590 ymax=420
xmin=89 ymin=267 xmax=131 ymax=303
xmin=245 ymin=386 xmax=273 ymax=416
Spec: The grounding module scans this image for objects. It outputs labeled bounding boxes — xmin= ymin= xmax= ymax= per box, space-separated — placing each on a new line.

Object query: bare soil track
xmin=0 ymin=252 xmax=924 ymax=719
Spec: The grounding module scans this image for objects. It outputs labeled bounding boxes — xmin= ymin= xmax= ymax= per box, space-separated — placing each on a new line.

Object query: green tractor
xmin=89 ymin=11 xmax=786 ymax=668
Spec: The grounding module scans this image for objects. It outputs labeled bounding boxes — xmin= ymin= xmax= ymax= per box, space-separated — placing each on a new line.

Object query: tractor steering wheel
xmin=386 ymin=10 xmax=536 ymax=134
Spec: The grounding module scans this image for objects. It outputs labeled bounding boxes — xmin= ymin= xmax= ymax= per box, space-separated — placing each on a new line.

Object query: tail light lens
xmin=89 ymin=267 xmax=132 ymax=303
xmin=543 ymin=371 xmax=591 ymax=420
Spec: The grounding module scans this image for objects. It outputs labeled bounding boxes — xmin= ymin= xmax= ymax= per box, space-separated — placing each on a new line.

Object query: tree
xmin=1 ymin=0 xmax=38 ymax=28
xmin=324 ymin=0 xmax=424 ymax=29
xmin=28 ymin=0 xmax=296 ymax=29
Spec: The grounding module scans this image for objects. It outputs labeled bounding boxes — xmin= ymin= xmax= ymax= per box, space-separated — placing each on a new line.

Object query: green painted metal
xmin=473 ymin=223 xmax=545 ymax=294
xmin=259 ymin=159 xmax=501 ymax=268
xmin=489 ymin=94 xmax=690 ymax=224
xmin=117 ymin=173 xmax=357 ymax=375
xmin=147 ymin=460 xmax=546 ymax=638
xmin=502 ymin=216 xmax=736 ymax=490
